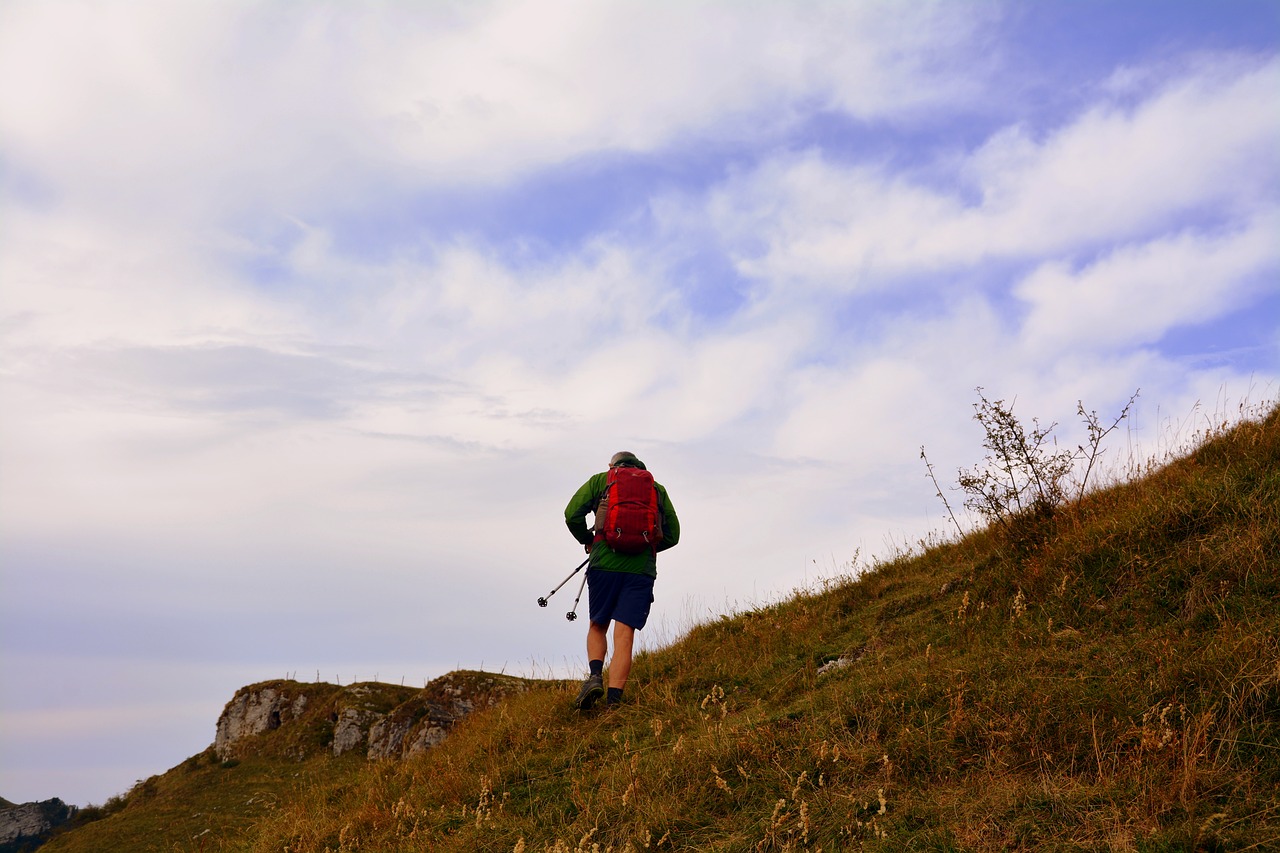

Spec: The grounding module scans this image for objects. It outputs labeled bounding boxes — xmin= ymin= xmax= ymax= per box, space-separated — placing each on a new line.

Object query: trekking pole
xmin=565 ymin=569 xmax=589 ymax=622
xmin=537 ymin=556 xmax=590 ymax=609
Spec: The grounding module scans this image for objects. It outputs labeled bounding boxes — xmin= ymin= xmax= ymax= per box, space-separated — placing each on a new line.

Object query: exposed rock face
xmin=366 ymin=671 xmax=531 ymax=761
xmin=214 ymin=671 xmax=534 ymax=763
xmin=366 ymin=714 xmax=413 ymax=760
xmin=332 ymin=707 xmax=381 ymax=757
xmin=0 ymin=798 xmax=74 ymax=851
xmin=214 ymin=686 xmax=310 ymax=760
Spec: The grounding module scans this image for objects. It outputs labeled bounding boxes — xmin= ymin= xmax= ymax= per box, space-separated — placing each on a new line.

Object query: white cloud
xmin=702 ymin=56 xmax=1280 ymax=290
xmin=0 ymin=0 xmax=989 ymax=225
xmin=1017 ymin=210 xmax=1280 ymax=356
xmin=0 ymin=207 xmax=302 ymax=353
xmin=328 ymin=0 xmax=990 ymax=181
xmin=966 ymin=56 xmax=1280 ymax=252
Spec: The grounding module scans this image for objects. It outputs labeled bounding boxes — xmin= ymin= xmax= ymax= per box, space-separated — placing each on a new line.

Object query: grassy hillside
xmin=47 ymin=405 xmax=1279 ymax=852
xmin=38 ymin=751 xmax=364 ymax=853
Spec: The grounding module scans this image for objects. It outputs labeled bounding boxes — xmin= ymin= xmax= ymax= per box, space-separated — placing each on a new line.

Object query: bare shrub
xmin=923 ymin=388 xmax=1138 ymax=542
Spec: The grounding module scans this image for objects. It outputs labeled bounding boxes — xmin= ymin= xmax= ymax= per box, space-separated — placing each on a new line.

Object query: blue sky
xmin=1 ymin=0 xmax=1278 ymax=807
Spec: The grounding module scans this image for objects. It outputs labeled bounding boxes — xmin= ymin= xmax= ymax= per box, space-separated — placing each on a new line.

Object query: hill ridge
xmin=42 ymin=404 xmax=1280 ymax=852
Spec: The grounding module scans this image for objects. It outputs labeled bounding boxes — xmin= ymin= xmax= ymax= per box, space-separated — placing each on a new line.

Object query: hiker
xmin=564 ymin=451 xmax=680 ymax=709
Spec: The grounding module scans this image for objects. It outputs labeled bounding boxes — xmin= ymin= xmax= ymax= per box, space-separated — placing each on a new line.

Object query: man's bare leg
xmin=609 ymin=621 xmax=636 ymax=691
xmin=574 ymin=621 xmax=610 ymax=709
xmin=587 ymin=620 xmax=608 ymax=664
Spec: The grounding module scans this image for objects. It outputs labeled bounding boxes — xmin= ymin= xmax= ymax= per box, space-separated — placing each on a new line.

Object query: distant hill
xmin=43 ymin=405 xmax=1280 ymax=851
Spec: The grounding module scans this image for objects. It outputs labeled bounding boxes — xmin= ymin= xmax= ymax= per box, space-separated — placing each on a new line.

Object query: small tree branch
xmin=921 ymin=446 xmax=965 ymax=538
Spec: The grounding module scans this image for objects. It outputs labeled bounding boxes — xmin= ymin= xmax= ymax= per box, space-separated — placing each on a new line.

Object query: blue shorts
xmin=587 ymin=569 xmax=655 ymax=630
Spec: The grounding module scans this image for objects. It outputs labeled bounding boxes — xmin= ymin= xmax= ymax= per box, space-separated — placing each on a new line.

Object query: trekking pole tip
xmin=566 ymin=611 xmax=577 ymax=621
xmin=537 ymin=597 xmax=548 ymax=608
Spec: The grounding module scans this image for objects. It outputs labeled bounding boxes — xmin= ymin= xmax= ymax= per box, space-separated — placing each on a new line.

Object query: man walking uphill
xmin=565 ymin=451 xmax=680 ymax=710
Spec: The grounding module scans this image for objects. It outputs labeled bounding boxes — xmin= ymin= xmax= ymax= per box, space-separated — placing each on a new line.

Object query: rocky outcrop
xmin=364 ymin=671 xmax=530 ymax=760
xmin=214 ymin=671 xmax=535 ymax=763
xmin=0 ymin=798 xmax=74 ymax=852
xmin=214 ymin=686 xmax=312 ymax=760
xmin=332 ymin=706 xmax=382 ymax=757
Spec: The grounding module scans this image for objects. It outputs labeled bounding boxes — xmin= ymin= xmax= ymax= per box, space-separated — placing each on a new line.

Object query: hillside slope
xmin=46 ymin=406 xmax=1279 ymax=852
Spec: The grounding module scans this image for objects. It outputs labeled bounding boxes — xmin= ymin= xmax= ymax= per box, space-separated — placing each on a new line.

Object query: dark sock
xmin=607 ymin=687 xmax=623 ymax=704
xmin=589 ymin=659 xmax=604 ymax=678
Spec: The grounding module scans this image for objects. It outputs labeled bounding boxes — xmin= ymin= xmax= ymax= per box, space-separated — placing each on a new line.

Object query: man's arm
xmin=656 ymin=484 xmax=679 ymax=552
xmin=564 ymin=474 xmax=604 ymax=547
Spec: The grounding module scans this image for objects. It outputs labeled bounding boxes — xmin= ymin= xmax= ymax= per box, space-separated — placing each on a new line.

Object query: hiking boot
xmin=574 ymin=674 xmax=604 ymax=710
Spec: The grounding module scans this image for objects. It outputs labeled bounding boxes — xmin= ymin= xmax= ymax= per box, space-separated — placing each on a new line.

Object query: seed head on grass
xmin=700 ymin=684 xmax=727 ymax=719
xmin=790 ymin=770 xmax=809 ymax=800
xmin=473 ymin=775 xmax=494 ymax=828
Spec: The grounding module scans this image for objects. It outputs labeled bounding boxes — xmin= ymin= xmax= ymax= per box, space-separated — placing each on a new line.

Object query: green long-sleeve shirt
xmin=564 ymin=470 xmax=680 ymax=577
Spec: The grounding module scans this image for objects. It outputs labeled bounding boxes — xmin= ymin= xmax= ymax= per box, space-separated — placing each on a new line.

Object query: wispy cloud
xmin=1018 ymin=211 xmax=1280 ymax=355
xmin=700 ymin=56 xmax=1280 ymax=290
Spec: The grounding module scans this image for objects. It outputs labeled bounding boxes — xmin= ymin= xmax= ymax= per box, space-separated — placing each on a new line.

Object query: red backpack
xmin=594 ymin=467 xmax=663 ymax=554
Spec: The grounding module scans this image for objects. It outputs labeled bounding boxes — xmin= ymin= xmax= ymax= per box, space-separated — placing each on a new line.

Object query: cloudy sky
xmin=2 ymin=0 xmax=1278 ymax=807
